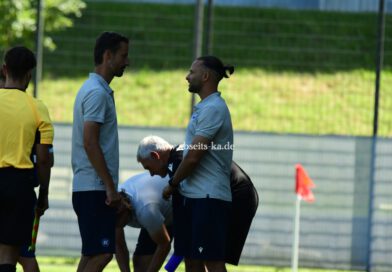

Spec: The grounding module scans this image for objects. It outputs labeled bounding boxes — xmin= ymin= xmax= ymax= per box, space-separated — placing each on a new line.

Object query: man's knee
xmin=205 ymin=260 xmax=226 ymax=272
xmin=0 ymin=244 xmax=19 ymax=265
xmin=184 ymin=258 xmax=205 ymax=272
xmin=100 ymin=253 xmax=113 ymax=264
xmin=90 ymin=253 xmax=113 ymax=267
xmin=132 ymin=255 xmax=152 ymax=272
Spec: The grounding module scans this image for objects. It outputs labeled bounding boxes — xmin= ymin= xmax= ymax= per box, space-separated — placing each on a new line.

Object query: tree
xmin=0 ymin=0 xmax=86 ymax=51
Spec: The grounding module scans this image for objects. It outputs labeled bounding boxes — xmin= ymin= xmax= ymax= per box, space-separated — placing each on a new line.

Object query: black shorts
xmin=226 ymin=184 xmax=259 ymax=265
xmin=173 ymin=194 xmax=231 ymax=261
xmin=0 ymin=168 xmax=36 ymax=246
xmin=20 ymin=245 xmax=35 ymax=258
xmin=72 ymin=191 xmax=116 ymax=256
xmin=20 ymin=196 xmax=37 ymax=258
xmin=133 ymin=226 xmax=173 ymax=256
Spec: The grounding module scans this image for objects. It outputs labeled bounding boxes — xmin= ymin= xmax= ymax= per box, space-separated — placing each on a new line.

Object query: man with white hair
xmin=137 ymin=135 xmax=259 ymax=268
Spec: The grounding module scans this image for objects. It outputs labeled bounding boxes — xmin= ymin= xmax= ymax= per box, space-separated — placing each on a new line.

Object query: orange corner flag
xmin=295 ymin=164 xmax=315 ymax=202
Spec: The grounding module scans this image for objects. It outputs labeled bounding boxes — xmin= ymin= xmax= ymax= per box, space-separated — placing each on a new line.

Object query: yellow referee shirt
xmin=0 ymin=89 xmax=54 ymax=168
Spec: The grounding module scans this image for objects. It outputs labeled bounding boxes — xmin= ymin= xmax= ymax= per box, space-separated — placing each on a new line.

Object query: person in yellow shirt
xmin=1 ymin=53 xmax=44 ymax=272
xmin=0 ymin=46 xmax=54 ymax=272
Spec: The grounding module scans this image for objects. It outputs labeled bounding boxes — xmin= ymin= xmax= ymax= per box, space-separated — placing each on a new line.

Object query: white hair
xmin=137 ymin=135 xmax=173 ymax=160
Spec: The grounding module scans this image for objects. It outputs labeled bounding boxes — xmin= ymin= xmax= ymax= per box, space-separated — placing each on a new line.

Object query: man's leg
xmin=0 ymin=170 xmax=36 ymax=272
xmin=73 ymin=192 xmax=116 ymax=272
xmin=19 ymin=243 xmax=40 ymax=272
xmin=0 ymin=244 xmax=18 ymax=272
xmin=184 ymin=258 xmax=205 ymax=272
xmin=81 ymin=254 xmax=113 ymax=272
xmin=204 ymin=260 xmax=226 ymax=272
xmin=18 ymin=257 xmax=40 ymax=272
xmin=76 ymin=256 xmax=89 ymax=272
xmin=132 ymin=228 xmax=164 ymax=272
xmin=133 ymin=255 xmax=152 ymax=272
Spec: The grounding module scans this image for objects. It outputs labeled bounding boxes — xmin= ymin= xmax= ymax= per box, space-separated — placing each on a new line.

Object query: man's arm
xmin=35 ymin=144 xmax=53 ymax=216
xmin=146 ymin=224 xmax=171 ymax=272
xmin=115 ymin=227 xmax=131 ymax=272
xmin=163 ymin=135 xmax=209 ymax=199
xmin=83 ymin=121 xmax=120 ymax=207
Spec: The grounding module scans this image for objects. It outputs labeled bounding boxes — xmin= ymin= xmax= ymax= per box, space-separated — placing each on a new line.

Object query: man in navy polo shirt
xmin=72 ymin=32 xmax=129 ymax=272
xmin=163 ymin=56 xmax=235 ymax=272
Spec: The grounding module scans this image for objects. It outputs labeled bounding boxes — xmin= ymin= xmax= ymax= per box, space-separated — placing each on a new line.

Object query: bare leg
xmin=132 ymin=255 xmax=152 ymax=272
xmin=77 ymin=256 xmax=89 ymax=272
xmin=184 ymin=258 xmax=206 ymax=272
xmin=0 ymin=243 xmax=19 ymax=265
xmin=18 ymin=257 xmax=40 ymax=272
xmin=81 ymin=254 xmax=113 ymax=272
xmin=204 ymin=260 xmax=226 ymax=272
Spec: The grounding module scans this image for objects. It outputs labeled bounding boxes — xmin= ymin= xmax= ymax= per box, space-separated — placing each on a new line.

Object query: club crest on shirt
xmin=191 ymin=113 xmax=198 ymax=120
xmin=101 ymin=238 xmax=110 ymax=247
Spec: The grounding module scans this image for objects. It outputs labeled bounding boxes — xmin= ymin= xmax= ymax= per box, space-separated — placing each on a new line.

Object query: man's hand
xmin=36 ymin=190 xmax=49 ymax=216
xmin=117 ymin=193 xmax=132 ymax=213
xmin=106 ymin=189 xmax=121 ymax=208
xmin=162 ymin=185 xmax=174 ymax=200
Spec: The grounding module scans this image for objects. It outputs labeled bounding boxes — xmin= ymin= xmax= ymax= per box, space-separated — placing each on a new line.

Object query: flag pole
xmin=291 ymin=195 xmax=301 ymax=272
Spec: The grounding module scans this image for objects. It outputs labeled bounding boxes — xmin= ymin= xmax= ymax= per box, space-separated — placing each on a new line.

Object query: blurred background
xmin=1 ymin=0 xmax=392 ymax=271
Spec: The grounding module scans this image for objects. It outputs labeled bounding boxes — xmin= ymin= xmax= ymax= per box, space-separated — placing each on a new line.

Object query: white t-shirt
xmin=118 ymin=172 xmax=172 ymax=235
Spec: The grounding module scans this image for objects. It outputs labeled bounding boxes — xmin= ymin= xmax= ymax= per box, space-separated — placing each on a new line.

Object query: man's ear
xmin=26 ymin=70 xmax=32 ymax=82
xmin=150 ymin=151 xmax=160 ymax=160
xmin=103 ymin=49 xmax=113 ymax=64
xmin=202 ymin=70 xmax=210 ymax=82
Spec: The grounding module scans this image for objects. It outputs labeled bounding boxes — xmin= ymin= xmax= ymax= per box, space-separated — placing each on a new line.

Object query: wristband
xmin=168 ymin=177 xmax=178 ymax=188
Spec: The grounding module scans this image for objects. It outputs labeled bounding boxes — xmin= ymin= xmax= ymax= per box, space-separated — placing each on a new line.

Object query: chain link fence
xmin=41 ymin=0 xmax=392 ymax=136
xmin=19 ymin=0 xmax=392 ymax=270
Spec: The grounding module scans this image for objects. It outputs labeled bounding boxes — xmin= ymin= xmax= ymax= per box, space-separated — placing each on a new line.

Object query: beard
xmin=188 ymin=82 xmax=201 ymax=93
xmin=114 ymin=66 xmax=126 ymax=77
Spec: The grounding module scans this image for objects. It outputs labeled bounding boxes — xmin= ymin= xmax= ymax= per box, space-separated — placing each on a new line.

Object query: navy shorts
xmin=134 ymin=226 xmax=173 ymax=256
xmin=72 ymin=191 xmax=116 ymax=256
xmin=0 ymin=168 xmax=36 ymax=246
xmin=173 ymin=194 xmax=231 ymax=261
xmin=20 ymin=245 xmax=35 ymax=258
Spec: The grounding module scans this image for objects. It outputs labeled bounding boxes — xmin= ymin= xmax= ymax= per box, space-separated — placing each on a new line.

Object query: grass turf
xmin=17 ymin=256 xmax=363 ymax=272
xmin=0 ymin=2 xmax=380 ymax=136
xmin=34 ymin=68 xmax=392 ymax=136
xmin=27 ymin=2 xmax=392 ymax=136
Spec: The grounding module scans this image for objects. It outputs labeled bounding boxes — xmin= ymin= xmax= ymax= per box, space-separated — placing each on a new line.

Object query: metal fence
xmin=22 ymin=0 xmax=392 ymax=271
xmin=41 ymin=0 xmax=392 ymax=137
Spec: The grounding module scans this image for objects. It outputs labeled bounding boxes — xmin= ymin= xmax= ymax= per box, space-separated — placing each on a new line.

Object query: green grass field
xmin=17 ymin=256 xmax=362 ymax=272
xmin=29 ymin=1 xmax=392 ymax=136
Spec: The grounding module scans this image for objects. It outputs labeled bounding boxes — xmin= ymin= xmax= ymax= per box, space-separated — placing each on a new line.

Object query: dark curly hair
xmin=197 ymin=55 xmax=234 ymax=82
xmin=94 ymin=32 xmax=129 ymax=66
xmin=4 ymin=46 xmax=36 ymax=81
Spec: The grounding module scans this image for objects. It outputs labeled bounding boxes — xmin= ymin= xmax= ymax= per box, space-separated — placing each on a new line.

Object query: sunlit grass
xmin=17 ymin=256 xmax=362 ymax=272
xmin=33 ymin=68 xmax=392 ymax=136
